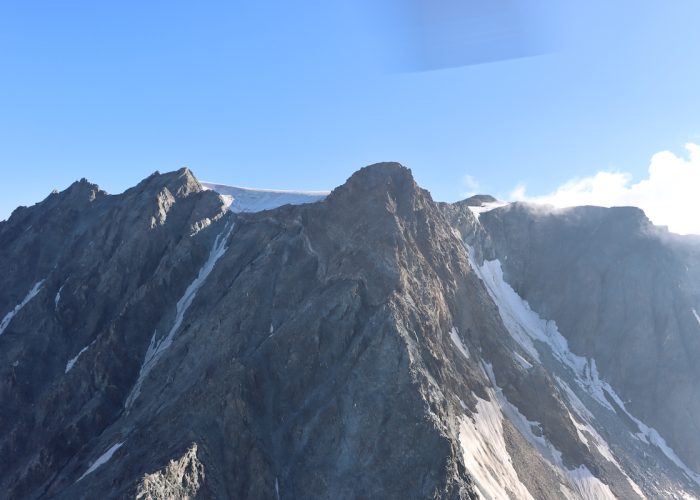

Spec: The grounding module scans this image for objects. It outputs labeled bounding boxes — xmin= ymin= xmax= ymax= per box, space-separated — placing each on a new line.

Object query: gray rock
xmin=477 ymin=202 xmax=700 ymax=474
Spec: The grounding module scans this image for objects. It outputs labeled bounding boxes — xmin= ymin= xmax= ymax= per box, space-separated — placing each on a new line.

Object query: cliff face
xmin=1 ymin=165 xmax=699 ymax=499
xmin=475 ymin=202 xmax=700 ymax=473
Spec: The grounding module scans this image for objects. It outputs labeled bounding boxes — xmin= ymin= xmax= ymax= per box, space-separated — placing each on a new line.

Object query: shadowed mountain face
xmin=477 ymin=203 xmax=700 ymax=474
xmin=1 ymin=165 xmax=699 ymax=499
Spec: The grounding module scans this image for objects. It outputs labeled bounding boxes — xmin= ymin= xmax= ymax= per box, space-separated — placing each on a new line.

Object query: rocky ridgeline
xmin=0 ymin=164 xmax=699 ymax=499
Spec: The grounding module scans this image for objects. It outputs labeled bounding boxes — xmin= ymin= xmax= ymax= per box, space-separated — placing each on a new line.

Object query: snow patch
xmin=219 ymin=194 xmax=234 ymax=209
xmin=468 ymin=250 xmax=700 ymax=489
xmin=55 ymin=283 xmax=66 ymax=310
xmin=606 ymin=386 xmax=700 ymax=486
xmin=468 ymin=255 xmax=540 ymax=361
xmin=449 ymin=327 xmax=469 ymax=359
xmin=0 ymin=280 xmax=45 ymax=336
xmin=458 ymin=396 xmax=535 ymax=500
xmin=468 ymin=201 xmax=509 ymax=219
xmin=567 ymin=465 xmax=616 ymax=500
xmin=476 ymin=259 xmax=614 ymax=411
xmin=513 ymin=352 xmax=533 ymax=370
xmin=554 ymin=374 xmax=646 ymax=496
xmin=65 ymin=341 xmax=95 ymax=373
xmin=202 ymin=183 xmax=328 ymax=213
xmin=482 ymin=362 xmax=563 ymax=465
xmin=78 ymin=442 xmax=124 ymax=481
xmin=125 ymin=222 xmax=235 ymax=409
xmin=481 ymin=362 xmax=621 ymax=499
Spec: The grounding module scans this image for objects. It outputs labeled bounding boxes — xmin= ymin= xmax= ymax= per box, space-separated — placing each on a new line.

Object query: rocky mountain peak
xmin=166 ymin=167 xmax=202 ymax=198
xmin=133 ymin=167 xmax=204 ymax=200
xmin=44 ymin=177 xmax=104 ymax=208
xmin=326 ymin=162 xmax=434 ymax=217
xmin=459 ymin=194 xmax=498 ymax=206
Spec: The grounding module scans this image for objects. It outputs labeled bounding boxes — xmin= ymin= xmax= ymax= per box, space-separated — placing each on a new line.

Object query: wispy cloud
xmin=461 ymin=174 xmax=481 ymax=197
xmin=512 ymin=143 xmax=700 ymax=235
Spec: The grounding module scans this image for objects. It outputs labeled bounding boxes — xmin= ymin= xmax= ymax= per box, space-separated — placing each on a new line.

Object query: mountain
xmin=1 ymin=165 xmax=699 ymax=499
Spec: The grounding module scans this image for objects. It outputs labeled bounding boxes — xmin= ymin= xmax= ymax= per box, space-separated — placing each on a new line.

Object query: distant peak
xmin=459 ymin=194 xmax=498 ymax=207
xmin=324 ymin=162 xmax=439 ymax=219
xmin=64 ymin=178 xmax=104 ymax=201
xmin=353 ymin=162 xmax=412 ymax=180
xmin=70 ymin=177 xmax=99 ymax=190
xmin=137 ymin=168 xmax=203 ymax=198
xmin=333 ymin=162 xmax=417 ymax=197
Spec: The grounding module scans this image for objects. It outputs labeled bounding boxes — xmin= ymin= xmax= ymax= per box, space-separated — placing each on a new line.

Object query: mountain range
xmin=2 ymin=164 xmax=700 ymax=499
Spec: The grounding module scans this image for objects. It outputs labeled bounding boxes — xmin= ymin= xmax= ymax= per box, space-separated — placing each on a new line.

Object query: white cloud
xmin=462 ymin=174 xmax=481 ymax=197
xmin=512 ymin=143 xmax=700 ymax=235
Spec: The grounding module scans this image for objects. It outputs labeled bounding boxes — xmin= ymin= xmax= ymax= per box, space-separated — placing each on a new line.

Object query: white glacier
xmin=201 ymin=183 xmax=328 ymax=213
xmin=0 ymin=280 xmax=45 ymax=337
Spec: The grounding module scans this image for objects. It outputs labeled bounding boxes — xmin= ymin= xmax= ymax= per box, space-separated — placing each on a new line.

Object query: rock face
xmin=136 ymin=444 xmax=205 ymax=500
xmin=1 ymin=164 xmax=700 ymax=499
xmin=0 ymin=168 xmax=228 ymax=499
xmin=476 ymin=202 xmax=700 ymax=474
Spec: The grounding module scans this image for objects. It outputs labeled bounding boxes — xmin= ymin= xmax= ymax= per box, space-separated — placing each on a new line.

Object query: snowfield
xmin=201 ymin=182 xmax=328 ymax=213
xmin=467 ymin=200 xmax=509 ymax=219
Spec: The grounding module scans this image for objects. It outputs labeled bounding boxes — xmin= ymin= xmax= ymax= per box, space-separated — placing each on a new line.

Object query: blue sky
xmin=2 ymin=1 xmax=700 ymax=222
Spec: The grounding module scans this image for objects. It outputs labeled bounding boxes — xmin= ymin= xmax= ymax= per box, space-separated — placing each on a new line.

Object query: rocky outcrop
xmin=135 ymin=444 xmax=205 ymax=500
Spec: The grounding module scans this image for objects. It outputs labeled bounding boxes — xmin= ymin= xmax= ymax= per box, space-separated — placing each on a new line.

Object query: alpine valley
xmin=2 ymin=164 xmax=700 ymax=499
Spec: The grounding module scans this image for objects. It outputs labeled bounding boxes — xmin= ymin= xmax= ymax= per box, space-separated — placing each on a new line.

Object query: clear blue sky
xmin=2 ymin=1 xmax=699 ymax=220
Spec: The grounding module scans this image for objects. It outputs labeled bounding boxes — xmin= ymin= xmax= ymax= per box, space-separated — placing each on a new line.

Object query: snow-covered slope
xmin=468 ymin=200 xmax=509 ymax=219
xmin=201 ymin=182 xmax=328 ymax=213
